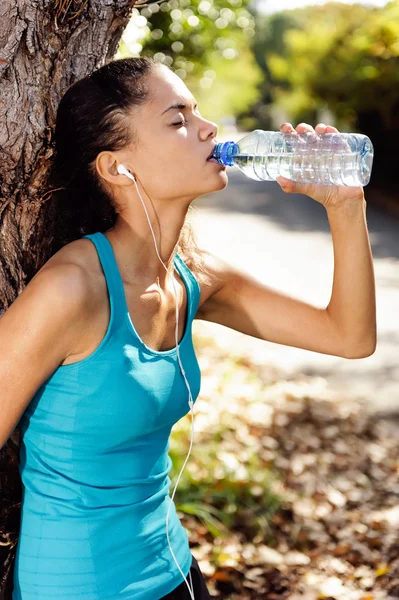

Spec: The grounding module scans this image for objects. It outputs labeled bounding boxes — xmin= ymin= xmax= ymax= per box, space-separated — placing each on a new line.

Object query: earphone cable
xmin=117 ymin=165 xmax=196 ymax=600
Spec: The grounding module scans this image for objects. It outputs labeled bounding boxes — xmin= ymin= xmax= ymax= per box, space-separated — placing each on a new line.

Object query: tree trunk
xmin=0 ymin=2 xmax=137 ymax=597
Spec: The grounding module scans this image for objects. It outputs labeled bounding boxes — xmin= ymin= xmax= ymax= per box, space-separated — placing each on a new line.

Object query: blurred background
xmin=116 ymin=0 xmax=398 ymax=210
xmin=115 ymin=3 xmax=398 ymax=598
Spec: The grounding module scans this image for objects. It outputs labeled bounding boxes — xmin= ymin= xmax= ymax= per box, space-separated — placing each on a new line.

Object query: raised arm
xmin=195 ymin=122 xmax=376 ymax=360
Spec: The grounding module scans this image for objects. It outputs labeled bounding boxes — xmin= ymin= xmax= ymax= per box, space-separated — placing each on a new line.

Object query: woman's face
xmin=124 ymin=65 xmax=228 ymax=202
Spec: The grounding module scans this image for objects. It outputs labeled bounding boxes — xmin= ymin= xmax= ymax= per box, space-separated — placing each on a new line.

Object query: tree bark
xmin=0 ymin=0 xmax=138 ymax=312
xmin=0 ymin=2 xmax=137 ymax=597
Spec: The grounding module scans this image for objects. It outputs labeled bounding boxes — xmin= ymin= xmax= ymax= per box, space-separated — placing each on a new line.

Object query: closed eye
xmin=172 ymin=119 xmax=187 ymax=127
xmin=171 ymin=107 xmax=202 ymax=127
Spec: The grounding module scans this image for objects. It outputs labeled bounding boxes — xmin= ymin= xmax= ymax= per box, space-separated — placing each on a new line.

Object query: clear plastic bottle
xmin=211 ymin=129 xmax=374 ymax=186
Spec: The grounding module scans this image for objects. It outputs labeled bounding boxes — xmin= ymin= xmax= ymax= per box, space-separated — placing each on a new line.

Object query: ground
xmin=175 ymin=157 xmax=399 ymax=598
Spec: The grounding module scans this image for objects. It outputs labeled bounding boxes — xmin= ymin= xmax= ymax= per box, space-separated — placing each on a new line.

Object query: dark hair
xmin=46 ymin=56 xmax=212 ymax=284
xmin=0 ymin=58 xmax=215 ymax=600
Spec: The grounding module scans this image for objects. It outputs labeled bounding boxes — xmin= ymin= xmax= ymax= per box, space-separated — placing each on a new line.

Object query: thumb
xmin=276 ymin=176 xmax=297 ymax=193
xmin=277 ymin=176 xmax=316 ymax=197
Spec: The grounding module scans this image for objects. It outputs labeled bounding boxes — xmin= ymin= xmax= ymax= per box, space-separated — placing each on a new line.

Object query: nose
xmin=199 ymin=117 xmax=218 ymax=140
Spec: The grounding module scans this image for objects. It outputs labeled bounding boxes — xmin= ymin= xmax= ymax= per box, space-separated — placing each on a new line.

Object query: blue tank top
xmin=12 ymin=231 xmax=202 ymax=600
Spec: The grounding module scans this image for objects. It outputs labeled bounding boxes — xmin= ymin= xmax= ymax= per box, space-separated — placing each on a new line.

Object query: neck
xmin=103 ymin=173 xmax=194 ymax=287
xmin=104 ymin=213 xmax=187 ymax=288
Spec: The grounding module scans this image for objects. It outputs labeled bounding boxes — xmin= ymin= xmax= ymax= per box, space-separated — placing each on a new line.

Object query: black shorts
xmin=159 ymin=554 xmax=212 ymax=599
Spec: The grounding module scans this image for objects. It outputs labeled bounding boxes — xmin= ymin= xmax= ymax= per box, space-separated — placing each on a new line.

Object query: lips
xmin=207 ymin=146 xmax=216 ymax=161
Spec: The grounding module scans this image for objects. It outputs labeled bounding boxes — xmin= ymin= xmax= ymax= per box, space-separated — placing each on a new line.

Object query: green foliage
xmin=116 ymin=0 xmax=262 ymax=128
xmin=249 ymin=0 xmax=399 ymax=132
xmin=167 ymin=348 xmax=286 ymax=543
xmin=170 ymin=421 xmax=283 ymax=541
xmin=184 ymin=47 xmax=263 ymax=124
xmin=309 ymin=0 xmax=399 ymax=130
xmin=136 ymin=0 xmax=255 ymax=69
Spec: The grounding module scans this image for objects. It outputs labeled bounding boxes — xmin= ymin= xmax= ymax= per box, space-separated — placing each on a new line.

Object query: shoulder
xmin=1 ymin=244 xmax=94 ymax=368
xmin=42 ymin=237 xmax=101 ymax=277
xmin=31 ymin=238 xmax=102 ymax=314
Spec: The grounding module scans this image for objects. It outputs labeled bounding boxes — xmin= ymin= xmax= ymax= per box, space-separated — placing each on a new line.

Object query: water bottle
xmin=211 ymin=129 xmax=374 ymax=186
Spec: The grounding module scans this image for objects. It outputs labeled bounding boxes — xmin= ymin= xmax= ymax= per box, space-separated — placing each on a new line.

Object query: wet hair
xmin=46 ymin=56 xmax=212 ymax=283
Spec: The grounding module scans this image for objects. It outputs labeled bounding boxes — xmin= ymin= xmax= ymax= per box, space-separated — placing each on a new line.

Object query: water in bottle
xmin=211 ymin=129 xmax=374 ymax=186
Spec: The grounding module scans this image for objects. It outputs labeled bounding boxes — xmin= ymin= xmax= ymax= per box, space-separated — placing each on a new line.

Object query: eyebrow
xmin=161 ymin=102 xmax=198 ymax=116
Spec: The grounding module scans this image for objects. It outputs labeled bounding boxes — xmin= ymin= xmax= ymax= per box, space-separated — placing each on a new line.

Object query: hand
xmin=276 ymin=122 xmax=365 ymax=209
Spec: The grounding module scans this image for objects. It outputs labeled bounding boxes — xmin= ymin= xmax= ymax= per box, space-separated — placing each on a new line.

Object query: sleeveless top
xmin=12 ymin=232 xmax=202 ymax=600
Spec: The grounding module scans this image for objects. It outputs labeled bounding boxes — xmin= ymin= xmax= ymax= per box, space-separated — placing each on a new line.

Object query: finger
xmin=295 ymin=122 xmax=315 ymax=134
xmin=315 ymin=123 xmax=340 ymax=136
xmin=280 ymin=122 xmax=295 ymax=132
xmin=276 ymin=176 xmax=296 ymax=192
xmin=315 ymin=123 xmax=327 ymax=133
xmin=318 ymin=124 xmax=339 ymax=133
xmin=277 ymin=177 xmax=318 ymax=199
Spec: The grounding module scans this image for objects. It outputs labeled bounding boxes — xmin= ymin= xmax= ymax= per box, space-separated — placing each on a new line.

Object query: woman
xmin=1 ymin=57 xmax=376 ymax=599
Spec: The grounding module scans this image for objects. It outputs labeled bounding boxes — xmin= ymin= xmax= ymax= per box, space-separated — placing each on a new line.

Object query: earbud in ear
xmin=117 ymin=164 xmax=136 ymax=182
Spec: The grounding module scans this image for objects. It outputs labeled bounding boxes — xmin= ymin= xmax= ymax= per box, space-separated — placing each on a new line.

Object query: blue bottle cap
xmin=211 ymin=141 xmax=239 ymax=166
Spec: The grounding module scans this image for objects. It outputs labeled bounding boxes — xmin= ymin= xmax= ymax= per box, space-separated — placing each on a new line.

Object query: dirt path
xmin=191 ymin=160 xmax=399 ymax=417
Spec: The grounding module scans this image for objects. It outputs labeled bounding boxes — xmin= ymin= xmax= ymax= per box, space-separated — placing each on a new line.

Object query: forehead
xmin=146 ymin=66 xmax=195 ymax=112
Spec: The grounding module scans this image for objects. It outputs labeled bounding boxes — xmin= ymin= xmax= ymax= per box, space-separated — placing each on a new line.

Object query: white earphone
xmin=117 ymin=163 xmax=136 ymax=181
xmin=117 ymin=163 xmax=196 ymax=599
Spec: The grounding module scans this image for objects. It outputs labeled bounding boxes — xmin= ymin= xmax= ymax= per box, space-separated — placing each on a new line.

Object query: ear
xmin=96 ymin=152 xmax=134 ymax=187
xmin=117 ymin=164 xmax=136 ymax=182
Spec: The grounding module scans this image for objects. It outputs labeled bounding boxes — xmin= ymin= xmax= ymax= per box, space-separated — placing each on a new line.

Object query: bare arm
xmin=195 ymin=195 xmax=376 ymax=358
xmin=196 ymin=252 xmax=355 ymax=358
xmin=0 ymin=263 xmax=91 ymax=449
xmin=325 ymin=199 xmax=376 ymax=357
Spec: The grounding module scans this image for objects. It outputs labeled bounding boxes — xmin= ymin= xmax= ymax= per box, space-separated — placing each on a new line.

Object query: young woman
xmin=1 ymin=57 xmax=376 ymax=600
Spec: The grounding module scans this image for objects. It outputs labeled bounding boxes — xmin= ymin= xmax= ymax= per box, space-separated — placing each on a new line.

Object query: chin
xmin=214 ymin=172 xmax=229 ymax=190
xmin=195 ymin=178 xmax=228 ymax=200
xmin=211 ymin=169 xmax=228 ymax=186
